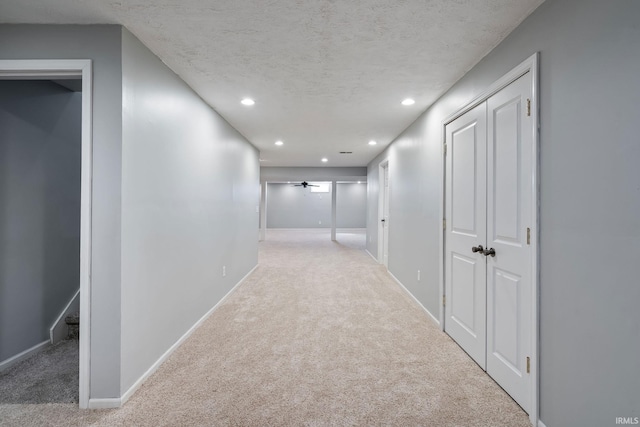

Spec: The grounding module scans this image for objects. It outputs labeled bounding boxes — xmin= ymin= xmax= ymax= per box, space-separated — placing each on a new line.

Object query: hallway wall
xmin=0 ymin=24 xmax=124 ymax=398
xmin=366 ymin=0 xmax=640 ymax=425
xmin=266 ymin=183 xmax=331 ymax=228
xmin=336 ymin=183 xmax=366 ymax=228
xmin=0 ymin=80 xmax=81 ymax=363
xmin=120 ymin=29 xmax=260 ymax=395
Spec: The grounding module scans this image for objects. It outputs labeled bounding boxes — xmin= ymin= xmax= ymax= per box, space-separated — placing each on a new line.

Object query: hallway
xmin=1 ymin=229 xmax=529 ymax=426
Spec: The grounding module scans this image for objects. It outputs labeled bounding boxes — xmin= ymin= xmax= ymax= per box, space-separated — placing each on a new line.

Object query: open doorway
xmin=260 ymin=180 xmax=367 ymax=247
xmin=0 ymin=60 xmax=92 ymax=408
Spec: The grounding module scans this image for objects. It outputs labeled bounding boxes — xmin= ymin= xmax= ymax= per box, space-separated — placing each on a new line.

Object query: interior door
xmin=444 ymin=71 xmax=533 ymax=414
xmin=444 ymin=102 xmax=487 ymax=368
xmin=485 ymin=72 xmax=533 ymax=412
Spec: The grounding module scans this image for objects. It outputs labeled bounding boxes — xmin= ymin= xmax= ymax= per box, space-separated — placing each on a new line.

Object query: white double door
xmin=444 ymin=72 xmax=533 ymax=413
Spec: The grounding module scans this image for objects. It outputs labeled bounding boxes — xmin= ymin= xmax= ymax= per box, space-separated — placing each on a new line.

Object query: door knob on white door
xmin=483 ymin=247 xmax=496 ymax=257
xmin=471 ymin=245 xmax=484 ymax=253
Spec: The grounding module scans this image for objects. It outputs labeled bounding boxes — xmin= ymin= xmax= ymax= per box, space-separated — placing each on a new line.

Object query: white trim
xmin=115 ymin=264 xmax=259 ymax=408
xmin=388 ymin=271 xmax=440 ymax=327
xmin=50 ymin=289 xmax=80 ymax=344
xmin=87 ymin=398 xmax=121 ymax=409
xmin=0 ymin=340 xmax=49 ymax=372
xmin=529 ymin=52 xmax=540 ymax=427
xmin=443 ymin=55 xmax=537 ymax=125
xmin=438 ymin=138 xmax=446 ymax=329
xmin=439 ymin=53 xmax=539 ymax=426
xmin=0 ymin=59 xmax=93 ymax=409
xmin=365 ymin=249 xmax=378 ymax=262
xmin=538 ymin=420 xmax=547 ymax=427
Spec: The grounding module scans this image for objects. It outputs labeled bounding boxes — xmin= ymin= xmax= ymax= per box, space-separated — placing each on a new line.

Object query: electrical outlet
xmin=222 ymin=266 xmax=226 ymax=277
xmin=417 ymin=270 xmax=421 ymax=281
xmin=256 ymin=206 xmax=259 ymax=213
xmin=319 ymin=221 xmax=322 ymax=225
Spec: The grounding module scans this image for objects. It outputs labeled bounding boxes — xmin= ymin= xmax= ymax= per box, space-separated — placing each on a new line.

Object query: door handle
xmin=471 ymin=245 xmax=484 ymax=253
xmin=483 ymin=247 xmax=496 ymax=257
xmin=381 ymin=219 xmax=386 ymax=222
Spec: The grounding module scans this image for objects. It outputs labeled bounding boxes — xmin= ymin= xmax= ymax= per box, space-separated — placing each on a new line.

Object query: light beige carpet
xmin=0 ymin=229 xmax=530 ymax=426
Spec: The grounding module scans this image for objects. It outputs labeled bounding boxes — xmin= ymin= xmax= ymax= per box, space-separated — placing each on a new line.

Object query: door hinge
xmin=527 ymin=227 xmax=531 ymax=245
xmin=443 ymin=143 xmax=447 ymax=156
xmin=443 ymin=295 xmax=446 ymax=307
xmin=526 ymin=356 xmax=531 ymax=374
xmin=443 ymin=219 xmax=446 ymax=230
xmin=526 ymin=98 xmax=531 ymax=117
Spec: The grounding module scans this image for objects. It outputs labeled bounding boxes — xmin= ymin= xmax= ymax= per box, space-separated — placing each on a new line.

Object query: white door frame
xmin=438 ymin=53 xmax=539 ymax=426
xmin=0 ymin=59 xmax=93 ymax=409
xmin=377 ymin=159 xmax=390 ymax=266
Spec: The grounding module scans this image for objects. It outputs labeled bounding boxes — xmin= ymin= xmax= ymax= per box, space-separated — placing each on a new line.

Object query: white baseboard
xmin=0 ymin=340 xmax=49 ymax=372
xmin=365 ymin=249 xmax=378 ymax=262
xmin=336 ymin=228 xmax=366 ymax=233
xmin=388 ymin=271 xmax=441 ymax=327
xmin=88 ymin=398 xmax=121 ymax=409
xmin=50 ymin=289 xmax=80 ymax=344
xmin=538 ymin=420 xmax=547 ymax=427
xmin=117 ymin=264 xmax=259 ymax=408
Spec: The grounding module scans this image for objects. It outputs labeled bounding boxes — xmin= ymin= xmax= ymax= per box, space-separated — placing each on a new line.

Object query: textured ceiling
xmin=0 ymin=0 xmax=544 ymax=166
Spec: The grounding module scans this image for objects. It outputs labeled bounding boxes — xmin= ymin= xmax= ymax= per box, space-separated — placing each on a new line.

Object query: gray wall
xmin=266 ymin=183 xmax=332 ymax=228
xmin=0 ymin=80 xmax=81 ymax=362
xmin=266 ymin=182 xmax=366 ymax=229
xmin=0 ymin=25 xmax=124 ymax=398
xmin=366 ymin=1 xmax=640 ymax=425
xmin=336 ymin=183 xmax=366 ymax=228
xmin=120 ymin=29 xmax=260 ymax=394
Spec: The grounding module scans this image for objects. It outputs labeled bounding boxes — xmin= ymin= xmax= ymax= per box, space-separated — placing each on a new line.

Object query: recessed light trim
xmin=241 ymin=98 xmax=255 ymax=106
xmin=401 ymin=98 xmax=415 ymax=106
xmin=275 ymin=140 xmax=284 ymax=146
xmin=321 ymin=158 xmax=328 ymax=163
xmin=368 ymin=140 xmax=377 ymax=146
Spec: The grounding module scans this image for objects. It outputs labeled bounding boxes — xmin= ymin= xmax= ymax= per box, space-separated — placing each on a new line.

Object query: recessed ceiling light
xmin=401 ymin=98 xmax=415 ymax=106
xmin=275 ymin=140 xmax=284 ymax=146
xmin=321 ymin=158 xmax=328 ymax=163
xmin=357 ymin=181 xmax=361 ymax=184
xmin=241 ymin=98 xmax=255 ymax=106
xmin=368 ymin=140 xmax=377 ymax=146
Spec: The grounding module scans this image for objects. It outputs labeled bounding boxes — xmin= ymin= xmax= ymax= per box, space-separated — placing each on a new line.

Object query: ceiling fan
xmin=293 ymin=181 xmax=319 ymax=188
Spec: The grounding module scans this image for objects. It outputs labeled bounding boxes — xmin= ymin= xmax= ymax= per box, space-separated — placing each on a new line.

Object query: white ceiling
xmin=0 ymin=0 xmax=544 ymax=167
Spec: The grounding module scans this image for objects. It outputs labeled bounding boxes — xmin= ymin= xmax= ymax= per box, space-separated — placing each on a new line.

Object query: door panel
xmin=445 ymin=102 xmax=487 ymax=368
xmin=450 ymin=254 xmax=480 ymax=336
xmin=492 ymin=268 xmax=522 ymax=372
xmin=492 ymin=100 xmax=521 ymax=244
xmin=486 ymin=72 xmax=532 ymax=412
xmin=451 ymin=123 xmax=478 ymax=234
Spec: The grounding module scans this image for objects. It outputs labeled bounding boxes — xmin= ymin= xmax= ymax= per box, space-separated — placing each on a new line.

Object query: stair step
xmin=65 ymin=312 xmax=79 ymax=340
